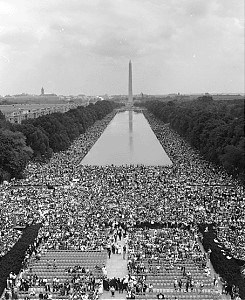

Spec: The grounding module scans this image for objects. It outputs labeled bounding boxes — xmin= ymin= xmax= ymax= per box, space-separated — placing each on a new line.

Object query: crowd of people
xmin=4 ymin=267 xmax=103 ymax=300
xmin=0 ymin=112 xmax=117 ymax=258
xmin=0 ymin=108 xmax=244 ymax=299
xmin=125 ymin=228 xmax=207 ymax=296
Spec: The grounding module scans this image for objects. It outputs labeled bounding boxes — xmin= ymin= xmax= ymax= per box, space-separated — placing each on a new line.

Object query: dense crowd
xmin=0 ymin=209 xmax=22 ymax=258
xmin=127 ymin=228 xmax=206 ymax=269
xmin=4 ymin=268 xmax=103 ymax=300
xmin=145 ymin=113 xmax=244 ymax=261
xmin=0 ymin=109 xmax=244 ymax=299
xmin=0 ymin=112 xmax=117 ymax=258
xmin=125 ymin=228 xmax=207 ymax=296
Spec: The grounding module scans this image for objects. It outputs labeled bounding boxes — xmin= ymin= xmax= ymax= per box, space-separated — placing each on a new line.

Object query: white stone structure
xmin=128 ymin=60 xmax=133 ymax=106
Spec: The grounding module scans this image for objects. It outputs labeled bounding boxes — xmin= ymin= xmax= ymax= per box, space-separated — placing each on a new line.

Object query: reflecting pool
xmin=81 ymin=111 xmax=172 ymax=166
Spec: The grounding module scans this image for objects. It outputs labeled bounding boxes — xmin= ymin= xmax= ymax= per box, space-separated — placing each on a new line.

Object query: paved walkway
xmin=100 ymin=238 xmax=128 ymax=300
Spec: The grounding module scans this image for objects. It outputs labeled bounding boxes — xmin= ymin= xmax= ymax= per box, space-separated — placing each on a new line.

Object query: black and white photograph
xmin=0 ymin=1 xmax=244 ymax=300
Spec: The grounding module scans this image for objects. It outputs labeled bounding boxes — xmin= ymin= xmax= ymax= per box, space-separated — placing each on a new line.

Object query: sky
xmin=0 ymin=0 xmax=244 ymax=96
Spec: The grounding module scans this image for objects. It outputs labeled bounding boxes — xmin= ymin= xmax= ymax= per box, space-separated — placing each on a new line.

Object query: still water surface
xmin=81 ymin=111 xmax=172 ymax=166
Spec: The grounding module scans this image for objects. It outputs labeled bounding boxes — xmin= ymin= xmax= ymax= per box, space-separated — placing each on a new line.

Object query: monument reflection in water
xmin=81 ymin=110 xmax=172 ymax=166
xmin=129 ymin=110 xmax=133 ymax=152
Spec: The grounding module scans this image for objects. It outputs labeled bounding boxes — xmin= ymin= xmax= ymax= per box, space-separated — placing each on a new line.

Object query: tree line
xmin=138 ymin=96 xmax=244 ymax=180
xmin=0 ymin=101 xmax=120 ymax=182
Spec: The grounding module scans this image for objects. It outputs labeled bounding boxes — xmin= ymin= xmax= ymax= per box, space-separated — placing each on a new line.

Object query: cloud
xmin=0 ymin=0 xmax=244 ymax=95
xmin=0 ymin=29 xmax=38 ymax=51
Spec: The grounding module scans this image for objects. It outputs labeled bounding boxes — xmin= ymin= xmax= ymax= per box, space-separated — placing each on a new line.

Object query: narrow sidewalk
xmin=100 ymin=237 xmax=128 ymax=299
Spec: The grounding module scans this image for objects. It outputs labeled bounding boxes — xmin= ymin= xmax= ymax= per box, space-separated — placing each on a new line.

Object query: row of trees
xmin=0 ymin=101 xmax=120 ymax=182
xmin=138 ymin=96 xmax=244 ymax=180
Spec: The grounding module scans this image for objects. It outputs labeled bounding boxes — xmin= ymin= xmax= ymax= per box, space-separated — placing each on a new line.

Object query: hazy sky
xmin=0 ymin=0 xmax=244 ymax=96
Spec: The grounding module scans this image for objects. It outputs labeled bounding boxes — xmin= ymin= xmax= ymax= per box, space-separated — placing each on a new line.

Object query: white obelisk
xmin=128 ymin=60 xmax=133 ymax=106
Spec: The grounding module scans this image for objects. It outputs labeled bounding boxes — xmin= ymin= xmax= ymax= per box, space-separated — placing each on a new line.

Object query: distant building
xmin=40 ymin=87 xmax=57 ymax=97
xmin=4 ymin=103 xmax=81 ymax=124
xmin=13 ymin=93 xmax=29 ymax=97
xmin=168 ymin=93 xmax=178 ymax=97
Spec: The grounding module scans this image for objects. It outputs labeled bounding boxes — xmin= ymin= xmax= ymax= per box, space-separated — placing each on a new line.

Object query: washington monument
xmin=128 ymin=60 xmax=133 ymax=106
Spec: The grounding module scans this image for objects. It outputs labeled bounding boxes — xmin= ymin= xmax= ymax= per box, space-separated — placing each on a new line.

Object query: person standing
xmin=174 ymin=278 xmax=178 ymax=291
xmin=118 ymin=229 xmax=122 ymax=241
xmin=107 ymin=247 xmax=111 ymax=259
xmin=123 ymin=245 xmax=127 ymax=260
xmin=178 ymin=278 xmax=182 ymax=292
xmin=112 ymin=244 xmax=116 ymax=254
xmin=110 ymin=286 xmax=115 ymax=297
xmin=118 ymin=279 xmax=123 ymax=294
